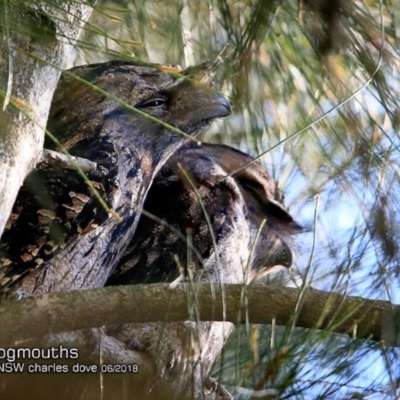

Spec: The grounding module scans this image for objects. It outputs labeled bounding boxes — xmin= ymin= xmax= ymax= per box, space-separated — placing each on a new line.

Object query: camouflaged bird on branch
xmin=105 ymin=142 xmax=303 ymax=396
xmin=0 ymin=59 xmax=302 ymax=400
xmin=0 ymin=60 xmax=231 ymax=299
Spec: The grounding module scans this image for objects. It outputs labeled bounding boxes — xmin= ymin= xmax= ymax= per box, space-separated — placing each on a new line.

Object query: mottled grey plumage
xmin=0 ymin=61 xmax=230 ymax=298
xmin=106 ymin=142 xmax=302 ymax=394
xmin=108 ymin=142 xmax=302 ymax=287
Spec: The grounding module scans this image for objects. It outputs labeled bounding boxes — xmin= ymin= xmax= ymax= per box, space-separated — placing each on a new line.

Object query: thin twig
xmin=39 ymin=148 xmax=97 ymax=174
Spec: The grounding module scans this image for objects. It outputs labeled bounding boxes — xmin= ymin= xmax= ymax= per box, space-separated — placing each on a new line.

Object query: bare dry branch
xmin=39 ymin=149 xmax=97 ymax=173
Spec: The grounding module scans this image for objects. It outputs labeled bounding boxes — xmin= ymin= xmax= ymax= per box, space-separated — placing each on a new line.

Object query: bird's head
xmin=174 ymin=143 xmax=304 ymax=280
xmin=45 ymin=60 xmax=231 ymax=152
xmin=213 ymin=145 xmax=304 ymax=278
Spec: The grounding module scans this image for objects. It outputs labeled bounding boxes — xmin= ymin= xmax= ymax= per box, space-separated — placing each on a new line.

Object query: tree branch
xmin=0 ymin=1 xmax=93 ymax=237
xmin=1 ymin=283 xmax=399 ymax=347
xmin=39 ymin=148 xmax=97 ymax=173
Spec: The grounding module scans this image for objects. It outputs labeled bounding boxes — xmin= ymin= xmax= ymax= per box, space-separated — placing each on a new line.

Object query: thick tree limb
xmin=0 ymin=1 xmax=93 ymax=237
xmin=0 ymin=283 xmax=399 ymax=347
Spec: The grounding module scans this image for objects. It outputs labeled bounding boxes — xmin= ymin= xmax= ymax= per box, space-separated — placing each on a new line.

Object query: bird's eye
xmin=139 ymin=98 xmax=166 ymax=108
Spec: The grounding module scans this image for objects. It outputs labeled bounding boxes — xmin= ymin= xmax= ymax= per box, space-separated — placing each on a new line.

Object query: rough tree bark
xmin=0 ymin=1 xmax=94 ymax=237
